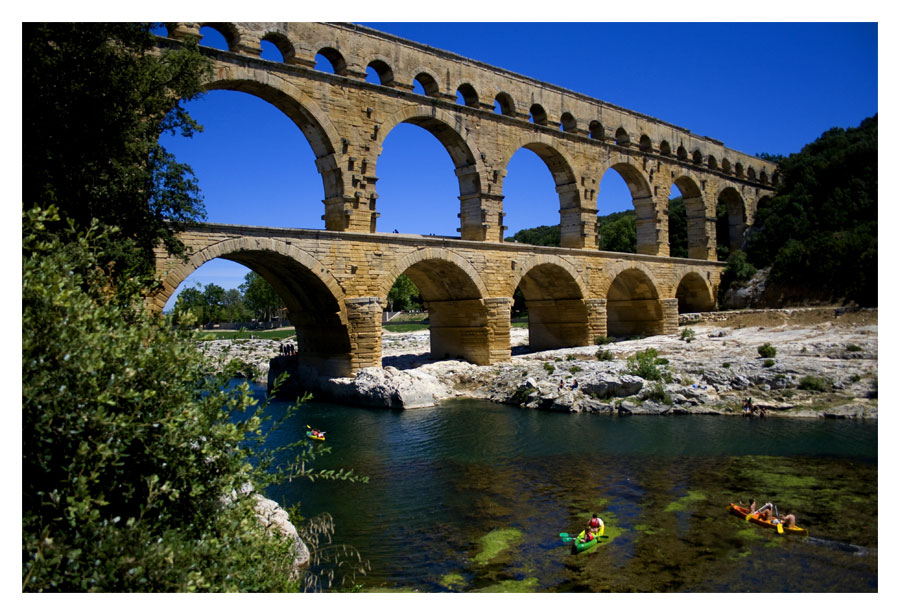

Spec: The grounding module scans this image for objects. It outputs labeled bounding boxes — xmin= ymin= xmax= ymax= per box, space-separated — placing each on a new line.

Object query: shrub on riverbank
xmin=22 ymin=209 xmax=367 ymax=591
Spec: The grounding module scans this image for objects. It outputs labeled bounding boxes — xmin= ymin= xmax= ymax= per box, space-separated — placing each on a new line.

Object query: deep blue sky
xmin=157 ymin=22 xmax=877 ymax=309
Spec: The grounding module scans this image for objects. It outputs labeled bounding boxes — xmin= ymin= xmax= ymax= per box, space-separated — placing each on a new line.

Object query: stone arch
xmin=639 ymin=134 xmax=653 ymax=152
xmin=154 ymin=237 xmax=353 ymax=376
xmin=674 ymin=270 xmax=716 ymax=313
xmin=456 ymin=83 xmax=479 ymax=107
xmin=314 ymin=45 xmax=348 ymax=75
xmin=707 ymin=155 xmax=718 ymax=170
xmin=692 ymin=150 xmax=703 ymax=165
xmin=660 ymin=140 xmax=672 ymax=156
xmin=412 ymin=69 xmax=441 ymax=96
xmin=366 ymin=57 xmax=396 ymax=86
xmin=597 ymin=157 xmax=656 ymax=254
xmin=201 ymin=74 xmax=346 ymax=224
xmin=494 ymin=91 xmax=517 ymax=116
xmin=615 ymin=127 xmax=631 ymax=146
xmin=381 ymin=248 xmax=493 ymax=364
xmin=589 ymin=120 xmax=605 ymax=140
xmin=602 ymin=264 xmax=665 ymax=338
xmin=376 ymin=106 xmax=484 ymax=236
xmin=560 ymin=112 xmax=577 ymax=133
xmin=199 ymin=22 xmax=241 ymax=51
xmin=718 ymin=186 xmax=746 ymax=253
xmin=510 ymin=257 xmax=589 ymax=350
xmin=671 ymin=175 xmax=712 ymax=260
xmin=260 ymin=31 xmax=297 ymax=63
xmin=500 ymin=135 xmax=583 ymax=247
xmin=530 ymin=104 xmax=549 ymax=125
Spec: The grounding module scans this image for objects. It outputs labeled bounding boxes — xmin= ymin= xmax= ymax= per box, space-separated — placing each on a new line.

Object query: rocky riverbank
xmin=198 ymin=307 xmax=878 ymax=420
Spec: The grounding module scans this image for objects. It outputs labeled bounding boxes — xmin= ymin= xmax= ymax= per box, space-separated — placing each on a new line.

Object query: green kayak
xmin=560 ymin=530 xmax=606 ymax=553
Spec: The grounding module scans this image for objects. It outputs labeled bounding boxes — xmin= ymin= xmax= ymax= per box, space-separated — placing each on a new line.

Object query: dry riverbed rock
xmin=200 ymin=308 xmax=878 ymax=420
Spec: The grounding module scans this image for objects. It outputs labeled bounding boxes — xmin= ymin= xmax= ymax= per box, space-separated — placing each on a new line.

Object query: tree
xmin=240 ymin=272 xmax=285 ymax=322
xmin=22 ymin=208 xmax=368 ymax=591
xmin=667 ymin=197 xmax=688 ymax=258
xmin=597 ymin=211 xmax=637 ymax=253
xmin=386 ymin=274 xmax=422 ymax=312
xmin=222 ymin=288 xmax=251 ymax=323
xmin=505 ymin=225 xmax=560 ymax=247
xmin=22 ymin=23 xmax=211 ymax=280
xmin=745 ymin=115 xmax=877 ymax=305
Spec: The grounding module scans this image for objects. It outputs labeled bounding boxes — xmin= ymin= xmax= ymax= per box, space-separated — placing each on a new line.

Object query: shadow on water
xmin=250 ymin=391 xmax=877 ymax=592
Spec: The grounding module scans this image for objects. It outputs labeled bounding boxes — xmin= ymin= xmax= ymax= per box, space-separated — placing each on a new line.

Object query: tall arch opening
xmin=515 ymin=263 xmax=588 ymax=351
xmin=502 ymin=143 xmax=580 ymax=247
xmin=376 ymin=121 xmax=472 ymax=237
xmin=669 ymin=177 xmax=710 ymax=260
xmin=597 ymin=164 xmax=654 ymax=254
xmin=385 ymin=258 xmax=490 ymax=365
xmin=717 ymin=187 xmax=746 ymax=259
xmin=158 ymin=247 xmax=351 ymax=378
xmin=606 ymin=269 xmax=662 ymax=338
xmin=675 ymin=272 xmax=715 ymax=313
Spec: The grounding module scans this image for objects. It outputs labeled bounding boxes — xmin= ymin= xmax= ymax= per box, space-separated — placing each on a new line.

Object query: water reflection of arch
xmin=508 ymin=255 xmax=590 ymax=351
xmin=202 ymin=73 xmax=345 ymax=221
xmin=674 ymin=269 xmax=716 ymax=313
xmin=600 ymin=261 xmax=664 ymax=338
xmin=154 ymin=237 xmax=352 ymax=375
xmin=376 ymin=105 xmax=483 ymax=234
xmin=381 ymin=248 xmax=493 ymax=365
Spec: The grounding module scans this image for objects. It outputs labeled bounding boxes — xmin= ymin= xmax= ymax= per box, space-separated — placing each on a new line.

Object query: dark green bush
xmin=798 ymin=375 xmax=829 ymax=392
xmin=22 ymin=209 xmax=366 ymax=592
xmin=626 ymin=348 xmax=665 ymax=381
xmin=757 ymin=343 xmax=777 ymax=358
xmin=596 ymin=348 xmax=614 ymax=361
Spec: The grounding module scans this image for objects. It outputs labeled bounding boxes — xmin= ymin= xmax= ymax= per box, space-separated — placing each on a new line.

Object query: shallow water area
xmin=252 ymin=383 xmax=877 ymax=592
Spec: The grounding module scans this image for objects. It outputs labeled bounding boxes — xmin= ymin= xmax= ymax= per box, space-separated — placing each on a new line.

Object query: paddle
xmin=776 ymin=521 xmax=784 ymax=534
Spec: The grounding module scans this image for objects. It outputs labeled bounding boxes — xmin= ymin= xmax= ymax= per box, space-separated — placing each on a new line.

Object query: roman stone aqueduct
xmin=150 ymin=22 xmax=778 ymax=378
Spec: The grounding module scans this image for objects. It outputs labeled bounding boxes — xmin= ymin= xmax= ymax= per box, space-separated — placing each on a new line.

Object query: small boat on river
xmin=729 ymin=503 xmax=807 ymax=536
xmin=561 ymin=530 xmax=606 ymax=553
xmin=306 ymin=428 xmax=326 ymax=441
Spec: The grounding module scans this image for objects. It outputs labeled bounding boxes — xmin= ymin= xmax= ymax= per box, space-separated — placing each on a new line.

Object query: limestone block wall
xmin=153 ymin=224 xmax=725 ymax=376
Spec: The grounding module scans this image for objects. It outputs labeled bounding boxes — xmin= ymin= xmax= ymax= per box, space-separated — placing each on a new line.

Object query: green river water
xmin=250 ymin=382 xmax=878 ymax=593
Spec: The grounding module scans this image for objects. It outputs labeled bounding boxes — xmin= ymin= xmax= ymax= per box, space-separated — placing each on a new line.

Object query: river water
xmin=248 ymin=381 xmax=878 ymax=593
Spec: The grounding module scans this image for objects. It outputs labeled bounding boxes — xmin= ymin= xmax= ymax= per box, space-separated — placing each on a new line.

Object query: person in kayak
xmin=587 ymin=513 xmax=604 ymax=536
xmin=756 ymin=502 xmax=797 ymax=528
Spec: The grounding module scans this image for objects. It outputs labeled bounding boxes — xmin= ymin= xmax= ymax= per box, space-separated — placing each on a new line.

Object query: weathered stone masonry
xmin=151 ymin=22 xmax=777 ymax=377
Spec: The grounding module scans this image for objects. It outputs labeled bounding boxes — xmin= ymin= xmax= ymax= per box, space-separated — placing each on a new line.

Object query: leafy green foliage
xmin=240 ymin=271 xmax=286 ymax=322
xmin=745 ymin=116 xmax=877 ymax=305
xmin=386 ymin=274 xmax=422 ymax=312
xmin=625 ymin=348 xmax=668 ymax=381
xmin=667 ymin=197 xmax=688 ymax=258
xmin=798 ymin=375 xmax=829 ymax=392
xmin=757 ymin=343 xmax=777 ymax=358
xmin=22 ymin=23 xmax=211 ymax=280
xmin=22 ymin=208 xmax=365 ymax=591
xmin=679 ymin=328 xmax=696 ymax=343
xmin=595 ymin=348 xmax=614 ymax=361
xmin=597 ymin=211 xmax=637 ymax=253
xmin=505 ymin=225 xmax=560 ymax=247
xmin=717 ymin=250 xmax=758 ymax=300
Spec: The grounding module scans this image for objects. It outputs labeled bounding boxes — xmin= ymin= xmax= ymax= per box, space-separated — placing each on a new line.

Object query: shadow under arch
xmin=376 ymin=106 xmax=483 ymax=238
xmin=510 ymin=257 xmax=589 ymax=351
xmin=155 ymin=237 xmax=353 ymax=377
xmin=603 ymin=265 xmax=664 ymax=338
xmin=718 ymin=186 xmax=747 ymax=254
xmin=381 ymin=248 xmax=492 ymax=365
xmin=674 ymin=271 xmax=716 ymax=313
xmin=202 ymin=76 xmax=345 ymax=218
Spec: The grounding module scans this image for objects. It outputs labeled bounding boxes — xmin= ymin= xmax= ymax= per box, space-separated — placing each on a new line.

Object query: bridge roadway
xmin=152 ymin=223 xmax=724 ymax=377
